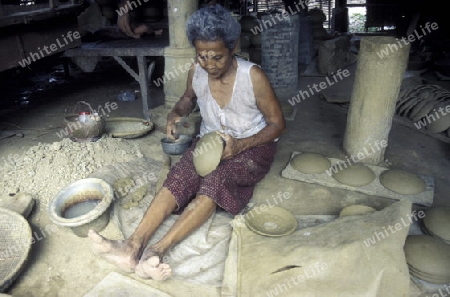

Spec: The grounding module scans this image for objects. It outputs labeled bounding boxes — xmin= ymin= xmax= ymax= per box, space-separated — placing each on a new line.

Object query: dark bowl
xmin=435 ymin=59 xmax=450 ymax=76
xmin=160 ymin=135 xmax=192 ymax=155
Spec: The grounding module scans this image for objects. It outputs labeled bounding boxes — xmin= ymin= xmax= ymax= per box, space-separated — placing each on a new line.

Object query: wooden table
xmin=64 ymin=37 xmax=169 ymax=121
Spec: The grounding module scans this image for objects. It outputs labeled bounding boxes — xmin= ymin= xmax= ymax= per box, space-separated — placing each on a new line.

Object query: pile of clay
xmin=421 ymin=207 xmax=450 ymax=244
xmin=0 ymin=137 xmax=145 ymax=208
xmin=404 ymin=235 xmax=450 ymax=284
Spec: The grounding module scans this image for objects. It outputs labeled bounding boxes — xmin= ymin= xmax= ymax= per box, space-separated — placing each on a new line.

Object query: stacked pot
xmin=240 ymin=16 xmax=262 ymax=64
xmin=395 ymin=84 xmax=450 ymax=137
xmin=421 ymin=207 xmax=450 ymax=244
xmin=404 ymin=207 xmax=450 ymax=284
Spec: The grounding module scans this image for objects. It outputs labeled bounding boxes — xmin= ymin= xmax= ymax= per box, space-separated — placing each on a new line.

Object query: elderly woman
xmin=88 ymin=4 xmax=285 ymax=281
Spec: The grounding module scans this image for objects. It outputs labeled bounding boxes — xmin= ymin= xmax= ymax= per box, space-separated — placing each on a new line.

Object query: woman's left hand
xmin=217 ymin=132 xmax=241 ymax=160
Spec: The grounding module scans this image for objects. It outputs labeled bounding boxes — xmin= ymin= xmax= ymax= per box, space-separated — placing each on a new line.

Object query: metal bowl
xmin=48 ymin=178 xmax=114 ymax=237
xmin=161 ymin=135 xmax=192 ymax=155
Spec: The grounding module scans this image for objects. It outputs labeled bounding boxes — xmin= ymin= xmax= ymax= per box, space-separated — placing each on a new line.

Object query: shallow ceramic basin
xmin=48 ymin=178 xmax=114 ymax=237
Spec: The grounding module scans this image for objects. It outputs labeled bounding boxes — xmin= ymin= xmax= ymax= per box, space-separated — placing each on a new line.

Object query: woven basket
xmin=0 ymin=207 xmax=32 ymax=292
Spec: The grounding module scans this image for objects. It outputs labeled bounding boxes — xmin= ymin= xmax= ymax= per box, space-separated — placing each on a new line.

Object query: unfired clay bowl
xmin=423 ymin=207 xmax=450 ymax=242
xmin=332 ymin=163 xmax=375 ymax=187
xmin=280 ymin=102 xmax=295 ymax=118
xmin=379 ymin=169 xmax=426 ymax=195
xmin=426 ymin=102 xmax=450 ymax=133
xmin=193 ymin=131 xmax=224 ymax=177
xmin=290 ymin=152 xmax=331 ymax=174
xmin=339 ymin=205 xmax=376 ymax=217
xmin=404 ymin=235 xmax=450 ymax=282
xmin=245 ymin=206 xmax=297 ymax=237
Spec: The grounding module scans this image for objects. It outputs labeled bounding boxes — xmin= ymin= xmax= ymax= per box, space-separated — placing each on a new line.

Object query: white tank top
xmin=193 ymin=58 xmax=267 ymax=139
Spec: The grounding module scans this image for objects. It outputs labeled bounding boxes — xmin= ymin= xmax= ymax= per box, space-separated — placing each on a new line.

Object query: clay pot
xmin=280 ymin=101 xmax=294 ymax=118
xmin=251 ymin=34 xmax=261 ymax=46
xmin=142 ymin=6 xmax=163 ymax=18
xmin=309 ymin=8 xmax=326 ymax=25
xmin=240 ymin=34 xmax=251 ymax=49
xmin=434 ymin=59 xmax=450 ymax=76
xmin=100 ymin=6 xmax=116 ymax=21
xmin=94 ymin=0 xmax=113 ymax=6
xmin=240 ymin=16 xmax=261 ymax=33
xmin=193 ymin=131 xmax=224 ymax=177
xmin=249 ymin=47 xmax=261 ymax=64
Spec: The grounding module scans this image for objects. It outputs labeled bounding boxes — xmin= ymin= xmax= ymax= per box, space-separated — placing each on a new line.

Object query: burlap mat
xmin=222 ymin=200 xmax=412 ymax=297
xmin=89 ymin=157 xmax=233 ymax=287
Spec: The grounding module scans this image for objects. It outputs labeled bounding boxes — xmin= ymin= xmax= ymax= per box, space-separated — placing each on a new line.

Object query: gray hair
xmin=186 ymin=4 xmax=241 ymax=50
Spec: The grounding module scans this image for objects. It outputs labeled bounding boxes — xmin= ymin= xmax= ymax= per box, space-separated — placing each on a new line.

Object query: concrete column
xmin=343 ymin=36 xmax=410 ymax=165
xmin=164 ymin=0 xmax=197 ymax=107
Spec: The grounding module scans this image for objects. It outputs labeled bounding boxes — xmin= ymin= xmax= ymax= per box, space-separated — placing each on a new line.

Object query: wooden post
xmin=343 ymin=36 xmax=410 ymax=165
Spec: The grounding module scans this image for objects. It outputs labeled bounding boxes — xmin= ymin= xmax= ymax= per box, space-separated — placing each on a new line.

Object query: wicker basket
xmin=105 ymin=117 xmax=154 ymax=139
xmin=0 ymin=208 xmax=32 ymax=292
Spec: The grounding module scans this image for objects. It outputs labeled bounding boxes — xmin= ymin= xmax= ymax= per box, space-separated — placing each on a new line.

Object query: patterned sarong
xmin=163 ymin=137 xmax=277 ymax=215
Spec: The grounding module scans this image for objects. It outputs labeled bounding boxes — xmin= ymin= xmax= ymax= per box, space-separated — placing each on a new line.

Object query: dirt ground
xmin=1 ymin=56 xmax=449 ymax=297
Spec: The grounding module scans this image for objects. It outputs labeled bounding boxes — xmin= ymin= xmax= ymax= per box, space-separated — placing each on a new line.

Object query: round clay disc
xmin=404 ymin=235 xmax=450 ymax=278
xmin=290 ymin=152 xmax=331 ymax=174
xmin=193 ymin=131 xmax=224 ymax=177
xmin=339 ymin=205 xmax=376 ymax=217
xmin=332 ymin=163 xmax=375 ymax=187
xmin=379 ymin=169 xmax=426 ymax=195
xmin=423 ymin=207 xmax=450 ymax=241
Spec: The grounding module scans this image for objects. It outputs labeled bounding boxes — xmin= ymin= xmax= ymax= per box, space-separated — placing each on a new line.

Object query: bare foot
xmin=87 ymin=229 xmax=140 ymax=273
xmin=135 ymin=247 xmax=172 ymax=280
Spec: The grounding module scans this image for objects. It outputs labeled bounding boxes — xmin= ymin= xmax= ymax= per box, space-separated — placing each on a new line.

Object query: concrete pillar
xmin=164 ymin=0 xmax=197 ymax=107
xmin=343 ymin=36 xmax=410 ymax=165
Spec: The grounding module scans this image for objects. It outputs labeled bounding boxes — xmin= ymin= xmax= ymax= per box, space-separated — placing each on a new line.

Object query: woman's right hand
xmin=117 ymin=12 xmax=140 ymax=38
xmin=166 ymin=112 xmax=181 ymax=139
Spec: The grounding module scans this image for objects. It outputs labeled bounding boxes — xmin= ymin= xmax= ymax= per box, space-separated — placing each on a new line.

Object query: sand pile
xmin=0 ymin=137 xmax=144 ymax=207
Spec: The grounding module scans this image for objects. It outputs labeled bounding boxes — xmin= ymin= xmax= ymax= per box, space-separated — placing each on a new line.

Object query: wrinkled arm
xmin=166 ymin=64 xmax=197 ymax=138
